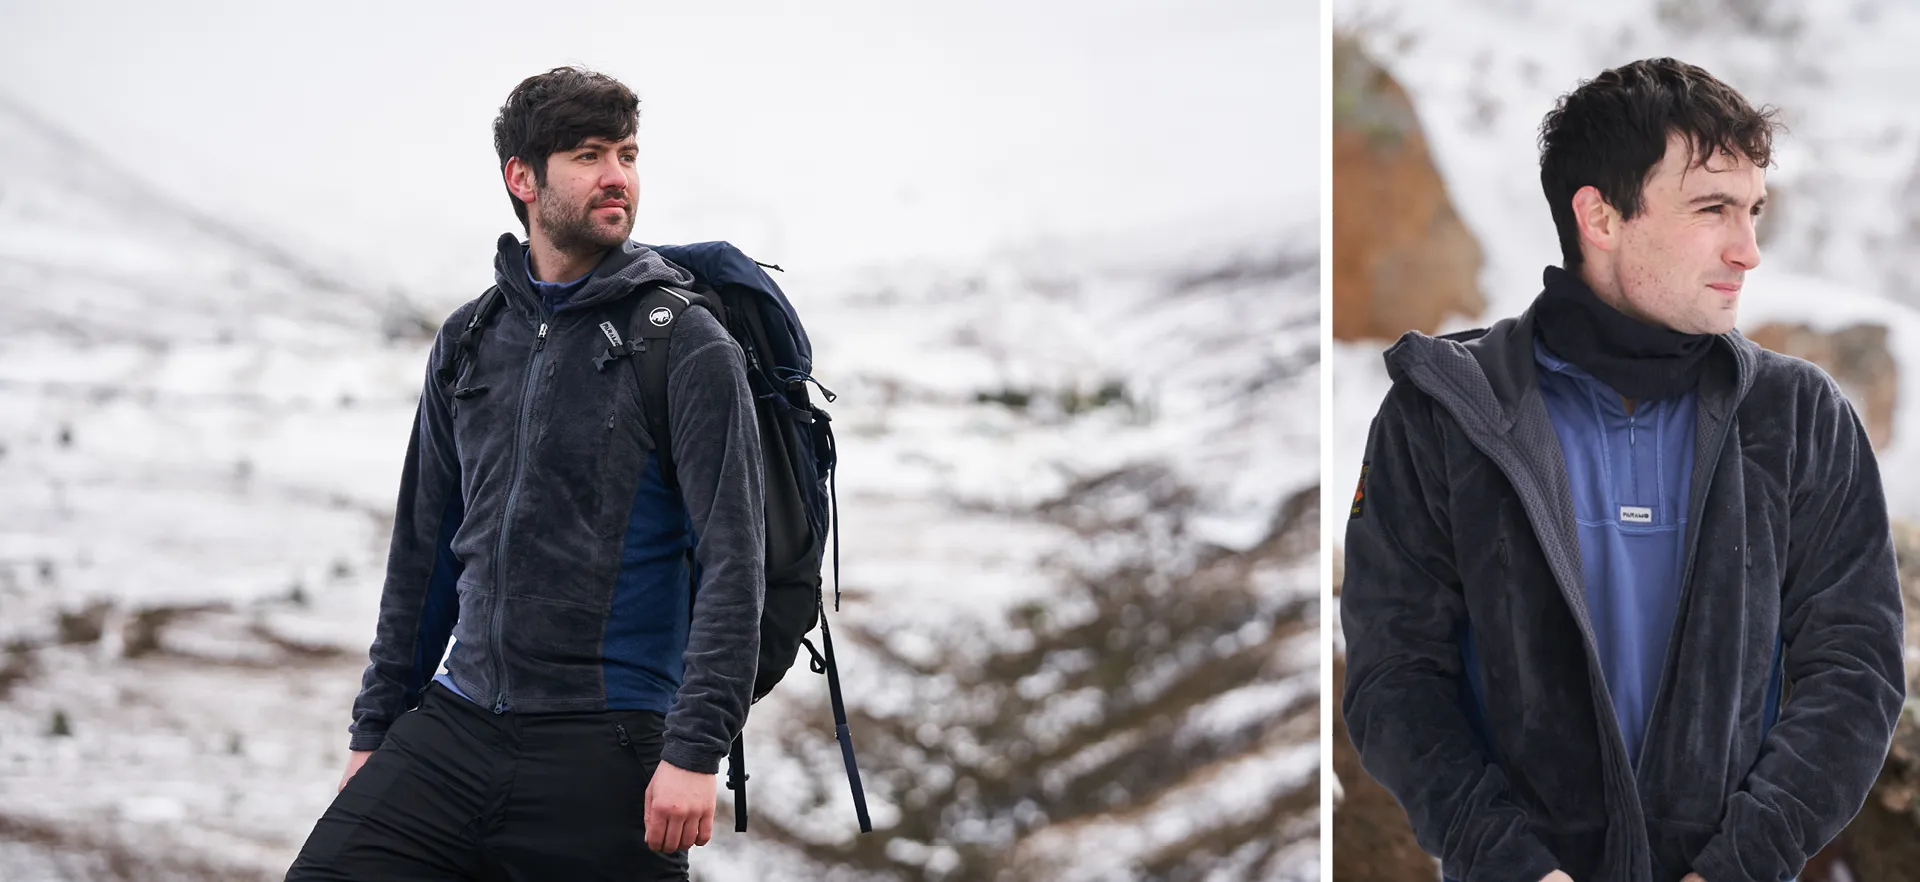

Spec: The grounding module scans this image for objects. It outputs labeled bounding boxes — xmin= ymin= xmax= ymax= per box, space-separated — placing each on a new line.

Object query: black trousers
xmin=286 ymin=683 xmax=690 ymax=881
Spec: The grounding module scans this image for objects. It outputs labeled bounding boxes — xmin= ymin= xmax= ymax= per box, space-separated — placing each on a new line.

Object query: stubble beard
xmin=537 ymin=187 xmax=634 ymax=257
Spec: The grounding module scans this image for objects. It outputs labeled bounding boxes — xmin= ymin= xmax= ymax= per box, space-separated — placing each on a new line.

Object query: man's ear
xmin=1571 ymin=185 xmax=1622 ymax=257
xmin=504 ymin=156 xmax=540 ymax=206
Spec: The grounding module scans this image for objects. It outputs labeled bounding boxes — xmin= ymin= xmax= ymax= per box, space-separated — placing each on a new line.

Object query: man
xmin=1342 ymin=58 xmax=1905 ymax=882
xmin=286 ymin=67 xmax=765 ymax=881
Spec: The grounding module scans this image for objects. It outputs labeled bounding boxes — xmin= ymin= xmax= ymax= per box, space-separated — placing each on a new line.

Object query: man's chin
xmin=1700 ymin=310 xmax=1739 ymax=336
xmin=591 ymin=219 xmax=634 ymax=248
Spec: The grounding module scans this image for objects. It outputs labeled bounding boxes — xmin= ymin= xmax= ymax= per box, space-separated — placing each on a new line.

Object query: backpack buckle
xmin=593 ymin=339 xmax=648 ymax=372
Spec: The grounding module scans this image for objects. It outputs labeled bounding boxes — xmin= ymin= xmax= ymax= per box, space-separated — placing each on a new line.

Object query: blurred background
xmin=0 ymin=1 xmax=1320 ymax=880
xmin=1329 ymin=1 xmax=1920 ymax=880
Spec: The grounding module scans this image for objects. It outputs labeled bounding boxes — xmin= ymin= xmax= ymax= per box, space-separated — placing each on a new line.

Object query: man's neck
xmin=1575 ymin=261 xmax=1665 ymax=330
xmin=527 ymin=235 xmax=606 ymax=284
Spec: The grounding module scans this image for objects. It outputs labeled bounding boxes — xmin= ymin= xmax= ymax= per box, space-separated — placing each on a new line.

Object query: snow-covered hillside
xmin=1331 ymin=0 xmax=1920 ymax=528
xmin=0 ymin=89 xmax=1319 ymax=880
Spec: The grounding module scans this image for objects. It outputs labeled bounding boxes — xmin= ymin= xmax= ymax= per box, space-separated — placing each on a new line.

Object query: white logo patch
xmin=649 ymin=307 xmax=674 ymax=327
xmin=1619 ymin=506 xmax=1653 ymax=524
xmin=599 ymin=320 xmax=622 ymax=348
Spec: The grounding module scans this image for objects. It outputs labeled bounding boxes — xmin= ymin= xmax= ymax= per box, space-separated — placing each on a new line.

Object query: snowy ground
xmin=1330 ymin=0 xmax=1920 ymax=538
xmin=0 ymin=86 xmax=1319 ymax=879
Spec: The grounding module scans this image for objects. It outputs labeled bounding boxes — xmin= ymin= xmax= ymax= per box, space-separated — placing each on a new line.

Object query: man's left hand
xmin=644 ymin=761 xmax=717 ymax=852
xmin=1682 ymin=874 xmax=1707 ymax=882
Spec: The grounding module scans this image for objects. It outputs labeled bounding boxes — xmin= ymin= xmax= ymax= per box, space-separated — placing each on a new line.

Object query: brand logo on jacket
xmin=599 ymin=321 xmax=623 ymax=348
xmin=650 ymin=307 xmax=674 ymax=327
xmin=1619 ymin=505 xmax=1653 ymax=524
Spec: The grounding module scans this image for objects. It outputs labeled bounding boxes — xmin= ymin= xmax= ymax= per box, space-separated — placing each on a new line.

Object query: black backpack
xmin=437 ymin=241 xmax=868 ymax=834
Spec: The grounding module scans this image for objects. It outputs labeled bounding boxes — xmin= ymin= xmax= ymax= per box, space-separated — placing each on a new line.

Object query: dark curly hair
xmin=493 ymin=67 xmax=640 ymax=231
xmin=1538 ymin=58 xmax=1781 ymax=271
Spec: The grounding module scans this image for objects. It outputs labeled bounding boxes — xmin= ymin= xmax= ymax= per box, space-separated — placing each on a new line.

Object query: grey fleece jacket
xmin=1342 ymin=305 xmax=1905 ymax=882
xmin=347 ymin=234 xmax=766 ymax=775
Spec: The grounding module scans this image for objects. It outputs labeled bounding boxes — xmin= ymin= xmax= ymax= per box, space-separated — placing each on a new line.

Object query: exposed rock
xmin=1332 ymin=34 xmax=1487 ymax=342
xmin=751 ymin=472 xmax=1320 ymax=879
xmin=1745 ymin=321 xmax=1899 ymax=450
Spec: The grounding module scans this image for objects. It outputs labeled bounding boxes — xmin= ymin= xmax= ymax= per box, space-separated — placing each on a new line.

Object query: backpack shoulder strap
xmin=623 ymin=285 xmax=709 ymax=488
xmin=435 ymin=285 xmax=505 ymax=390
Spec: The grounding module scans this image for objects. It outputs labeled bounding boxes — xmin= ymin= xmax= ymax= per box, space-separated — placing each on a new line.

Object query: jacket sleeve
xmin=1341 ymin=381 xmax=1561 ymax=882
xmin=660 ymin=313 xmax=766 ymax=775
xmin=1691 ymin=373 xmax=1906 ymax=882
xmin=347 ymin=325 xmax=467 ymax=751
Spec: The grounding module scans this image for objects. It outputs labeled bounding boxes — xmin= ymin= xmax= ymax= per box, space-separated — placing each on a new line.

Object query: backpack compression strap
xmin=727 ymin=735 xmax=749 ymax=832
xmin=816 ymin=606 xmax=873 ymax=832
xmin=731 ymin=608 xmax=872 ymax=835
xmin=796 ymin=606 xmax=872 ymax=834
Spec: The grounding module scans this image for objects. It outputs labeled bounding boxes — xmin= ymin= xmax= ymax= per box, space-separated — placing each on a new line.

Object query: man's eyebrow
xmin=1689 ymin=191 xmax=1767 ymax=208
xmin=572 ymin=139 xmax=638 ymax=152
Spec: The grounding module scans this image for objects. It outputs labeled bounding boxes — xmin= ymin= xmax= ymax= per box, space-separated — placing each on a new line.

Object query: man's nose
xmin=596 ymin=158 xmax=629 ymax=193
xmin=1726 ymin=212 xmax=1761 ymax=272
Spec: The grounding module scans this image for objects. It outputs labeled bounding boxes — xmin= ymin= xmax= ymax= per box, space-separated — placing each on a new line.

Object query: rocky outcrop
xmin=1332 ymin=35 xmax=1487 ymax=342
xmin=1745 ymin=322 xmax=1900 ymax=450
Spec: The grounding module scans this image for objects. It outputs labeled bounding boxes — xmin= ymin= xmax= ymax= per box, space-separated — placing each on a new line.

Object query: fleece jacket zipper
xmin=490 ymin=313 xmax=550 ymax=713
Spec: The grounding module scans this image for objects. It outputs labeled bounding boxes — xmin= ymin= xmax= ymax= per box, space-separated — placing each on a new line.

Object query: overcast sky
xmin=1 ymin=1 xmax=1316 ymax=296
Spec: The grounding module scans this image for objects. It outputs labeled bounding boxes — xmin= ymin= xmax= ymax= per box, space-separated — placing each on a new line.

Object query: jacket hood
xmin=492 ymin=233 xmax=697 ymax=315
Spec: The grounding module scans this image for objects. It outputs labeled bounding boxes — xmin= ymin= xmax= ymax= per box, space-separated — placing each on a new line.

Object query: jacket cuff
xmin=661 ymin=739 xmax=725 ymax=775
xmin=347 ymin=731 xmax=387 ymax=752
xmin=1448 ymin=826 xmax=1559 ymax=882
xmin=1692 ymin=793 xmax=1798 ymax=882
xmin=1488 ymin=846 xmax=1560 ymax=882
xmin=1690 ymin=832 xmax=1768 ymax=882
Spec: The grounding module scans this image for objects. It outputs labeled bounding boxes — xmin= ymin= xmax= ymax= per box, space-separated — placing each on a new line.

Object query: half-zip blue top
xmin=1534 ymin=340 xmax=1697 ymax=766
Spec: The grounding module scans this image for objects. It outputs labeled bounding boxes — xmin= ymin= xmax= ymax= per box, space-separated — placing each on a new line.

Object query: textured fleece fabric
xmin=349 ymin=233 xmax=767 ymax=777
xmin=1534 ymin=340 xmax=1700 ymax=767
xmin=1341 ymin=303 xmax=1905 ymax=882
xmin=432 ymin=254 xmax=619 ymax=705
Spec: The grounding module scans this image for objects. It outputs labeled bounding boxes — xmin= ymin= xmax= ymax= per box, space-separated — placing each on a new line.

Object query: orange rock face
xmin=1333 ymin=35 xmax=1487 ymax=342
xmin=1744 ymin=321 xmax=1899 ymax=450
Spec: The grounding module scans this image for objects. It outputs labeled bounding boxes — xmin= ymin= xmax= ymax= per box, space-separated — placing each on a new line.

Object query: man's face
xmin=1605 ymin=134 xmax=1766 ymax=334
xmin=530 ymin=135 xmax=639 ymax=254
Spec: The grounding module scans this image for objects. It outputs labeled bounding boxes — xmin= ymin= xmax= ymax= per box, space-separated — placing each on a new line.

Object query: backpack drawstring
xmin=774 ymin=367 xmax=837 ymax=403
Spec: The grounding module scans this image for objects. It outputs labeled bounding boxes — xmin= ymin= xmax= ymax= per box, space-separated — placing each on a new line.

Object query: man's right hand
xmin=1539 ymin=872 xmax=1574 ymax=882
xmin=338 ymin=749 xmax=374 ymax=793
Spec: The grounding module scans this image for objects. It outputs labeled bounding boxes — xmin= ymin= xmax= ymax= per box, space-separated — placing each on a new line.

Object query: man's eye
xmin=579 ymin=152 xmax=596 ymax=161
xmin=1700 ymin=205 xmax=1725 ymax=215
xmin=621 ymin=154 xmax=636 ymax=163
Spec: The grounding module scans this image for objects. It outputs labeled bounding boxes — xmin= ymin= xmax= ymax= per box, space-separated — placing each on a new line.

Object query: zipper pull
xmin=616 ymin=724 xmax=631 ymax=747
xmin=535 ymin=323 xmax=549 ymax=351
